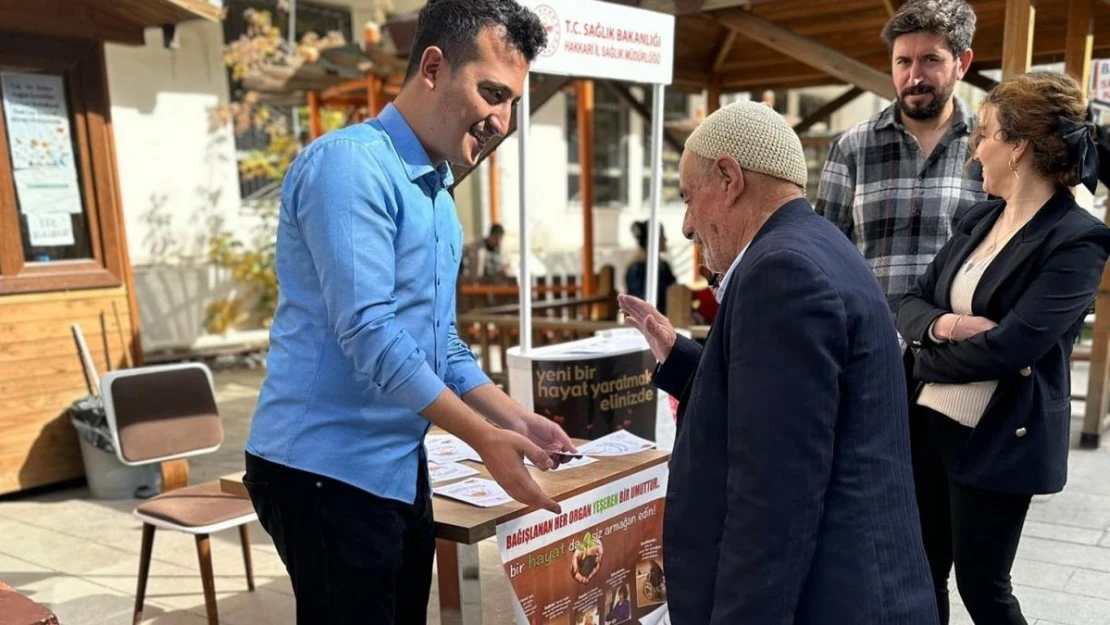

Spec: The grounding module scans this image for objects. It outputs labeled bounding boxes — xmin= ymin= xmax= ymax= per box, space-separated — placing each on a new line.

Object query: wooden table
xmin=220 ymin=446 xmax=670 ymax=625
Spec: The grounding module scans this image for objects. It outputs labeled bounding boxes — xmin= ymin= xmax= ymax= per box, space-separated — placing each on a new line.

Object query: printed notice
xmin=428 ymin=461 xmax=480 ymax=485
xmin=25 ymin=212 xmax=74 ymax=247
xmin=425 ymin=434 xmax=482 ymax=464
xmin=578 ymin=430 xmax=657 ymax=457
xmin=1 ymin=72 xmax=83 ymax=215
xmin=433 ymin=477 xmax=513 ymax=508
xmin=496 ymin=463 xmax=669 ymax=625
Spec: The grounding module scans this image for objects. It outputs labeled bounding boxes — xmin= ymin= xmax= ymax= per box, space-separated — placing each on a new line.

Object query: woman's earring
xmin=1009 ymin=154 xmax=1020 ymax=180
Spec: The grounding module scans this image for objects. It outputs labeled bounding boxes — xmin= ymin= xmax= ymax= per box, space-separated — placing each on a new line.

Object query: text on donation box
xmin=497 ymin=463 xmax=670 ymax=625
xmin=532 ymin=351 xmax=657 ymax=441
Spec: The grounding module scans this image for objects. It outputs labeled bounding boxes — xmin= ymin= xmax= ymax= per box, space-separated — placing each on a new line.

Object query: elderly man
xmin=619 ymin=102 xmax=937 ymax=624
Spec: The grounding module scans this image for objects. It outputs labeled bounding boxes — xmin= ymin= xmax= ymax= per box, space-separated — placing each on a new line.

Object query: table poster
xmin=496 ymin=463 xmax=669 ymax=625
xmin=1 ymin=72 xmax=83 ymax=216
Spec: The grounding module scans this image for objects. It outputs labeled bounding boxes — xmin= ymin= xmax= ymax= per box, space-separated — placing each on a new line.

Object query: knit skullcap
xmin=685 ymin=101 xmax=808 ymax=191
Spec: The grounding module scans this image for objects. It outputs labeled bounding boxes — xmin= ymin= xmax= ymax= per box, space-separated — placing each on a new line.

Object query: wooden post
xmin=714 ymin=11 xmax=896 ymax=99
xmin=1001 ymin=0 xmax=1035 ymax=80
xmin=578 ymin=80 xmax=596 ymax=296
xmin=1071 ymin=0 xmax=1105 ymax=447
xmin=707 ymin=81 xmax=721 ymax=114
xmin=488 ymin=150 xmax=500 ymax=225
xmin=366 ymin=74 xmax=381 ymax=118
xmin=307 ymin=90 xmax=324 ymax=139
xmin=1065 ymin=0 xmax=1094 ymax=91
xmin=1083 ymin=268 xmax=1110 ymax=448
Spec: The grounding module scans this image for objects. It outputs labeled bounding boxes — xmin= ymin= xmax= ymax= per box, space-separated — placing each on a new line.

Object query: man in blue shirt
xmin=242 ymin=1 xmax=575 ymax=622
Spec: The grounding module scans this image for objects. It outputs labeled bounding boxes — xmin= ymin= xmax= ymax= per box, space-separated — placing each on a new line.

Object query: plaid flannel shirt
xmin=815 ymin=99 xmax=986 ymax=315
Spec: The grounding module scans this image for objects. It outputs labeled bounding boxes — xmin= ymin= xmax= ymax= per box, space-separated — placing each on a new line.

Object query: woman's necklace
xmin=963 ymin=216 xmax=1027 ymax=273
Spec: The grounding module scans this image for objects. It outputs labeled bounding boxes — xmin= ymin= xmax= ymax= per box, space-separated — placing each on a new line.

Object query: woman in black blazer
xmin=897 ymin=72 xmax=1110 ymax=625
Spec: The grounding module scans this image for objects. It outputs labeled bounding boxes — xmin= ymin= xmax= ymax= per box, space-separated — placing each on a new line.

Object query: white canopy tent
xmin=514 ymin=0 xmax=677 ymax=352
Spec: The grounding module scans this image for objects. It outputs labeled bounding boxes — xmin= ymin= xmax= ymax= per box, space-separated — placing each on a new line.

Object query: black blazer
xmin=898 ymin=189 xmax=1110 ymax=495
xmin=653 ymin=200 xmax=937 ymax=625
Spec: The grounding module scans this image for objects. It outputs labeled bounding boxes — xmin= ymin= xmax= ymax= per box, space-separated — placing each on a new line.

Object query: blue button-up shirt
xmin=246 ymin=104 xmax=491 ymax=504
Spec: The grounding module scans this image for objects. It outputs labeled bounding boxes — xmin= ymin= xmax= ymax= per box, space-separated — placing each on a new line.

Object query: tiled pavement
xmin=3 ymin=365 xmax=1110 ymax=624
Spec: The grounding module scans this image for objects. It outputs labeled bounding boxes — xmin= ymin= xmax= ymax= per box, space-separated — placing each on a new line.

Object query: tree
xmin=205 ymin=5 xmax=386 ymax=333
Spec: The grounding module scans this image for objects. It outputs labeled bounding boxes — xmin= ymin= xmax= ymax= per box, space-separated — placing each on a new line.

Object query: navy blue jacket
xmin=654 ymin=199 xmax=938 ymax=625
xmin=898 ymin=189 xmax=1110 ymax=494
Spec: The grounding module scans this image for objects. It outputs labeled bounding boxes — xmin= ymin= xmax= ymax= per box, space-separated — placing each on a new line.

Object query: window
xmin=567 ymin=86 xmax=629 ymax=207
xmin=642 ymin=90 xmax=689 ymax=206
xmin=223 ymin=0 xmax=353 ymax=199
xmin=0 ymin=35 xmax=126 ymax=294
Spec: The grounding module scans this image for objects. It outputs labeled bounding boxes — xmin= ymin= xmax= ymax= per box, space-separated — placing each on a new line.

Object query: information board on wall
xmin=0 ymin=72 xmax=83 ymax=221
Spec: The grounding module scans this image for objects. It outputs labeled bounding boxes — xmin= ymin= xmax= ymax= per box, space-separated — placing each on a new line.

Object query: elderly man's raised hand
xmin=618 ymin=294 xmax=677 ymax=364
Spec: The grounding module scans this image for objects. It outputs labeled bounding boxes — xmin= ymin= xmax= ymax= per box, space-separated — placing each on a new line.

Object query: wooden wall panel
xmin=0 ymin=288 xmax=134 ymax=495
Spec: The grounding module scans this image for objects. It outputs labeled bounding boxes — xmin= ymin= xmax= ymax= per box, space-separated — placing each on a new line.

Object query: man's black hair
xmin=404 ymin=0 xmax=548 ymax=81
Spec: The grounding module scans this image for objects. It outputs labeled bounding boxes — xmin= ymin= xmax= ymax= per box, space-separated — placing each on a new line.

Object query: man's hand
xmin=516 ymin=412 xmax=578 ymax=467
xmin=472 ymin=427 xmax=562 ymax=514
xmin=618 ymin=294 xmax=677 ymax=363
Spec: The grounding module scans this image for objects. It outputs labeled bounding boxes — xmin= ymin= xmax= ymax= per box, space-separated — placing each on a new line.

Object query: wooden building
xmin=0 ymin=0 xmax=220 ymax=495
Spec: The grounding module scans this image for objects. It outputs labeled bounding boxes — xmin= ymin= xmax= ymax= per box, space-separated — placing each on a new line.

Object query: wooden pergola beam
xmin=962 ymin=71 xmax=1000 ymax=92
xmin=602 ymin=82 xmax=686 ymax=154
xmin=712 ymin=9 xmax=896 ymax=100
xmin=1001 ymin=0 xmax=1035 ymax=80
xmin=713 ymin=31 xmax=739 ymax=73
xmin=793 ymin=86 xmax=864 ymax=133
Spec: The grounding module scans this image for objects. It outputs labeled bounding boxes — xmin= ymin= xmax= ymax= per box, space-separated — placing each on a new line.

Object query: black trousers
xmin=243 ymin=451 xmax=435 ymax=624
xmin=910 ymin=404 xmax=1032 ymax=625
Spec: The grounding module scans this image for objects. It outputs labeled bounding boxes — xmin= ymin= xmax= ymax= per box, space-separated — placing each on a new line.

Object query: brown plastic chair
xmin=101 ymin=362 xmax=257 ymax=625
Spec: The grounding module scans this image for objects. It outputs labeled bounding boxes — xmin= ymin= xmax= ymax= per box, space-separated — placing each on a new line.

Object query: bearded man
xmin=815 ymin=0 xmax=986 ymax=317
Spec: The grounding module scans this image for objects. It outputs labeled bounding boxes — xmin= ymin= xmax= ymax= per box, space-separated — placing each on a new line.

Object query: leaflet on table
xmin=495 ymin=462 xmax=669 ymax=625
xmin=427 ymin=461 xmax=480 ymax=484
xmin=577 ymin=430 xmax=657 ymax=457
xmin=640 ymin=604 xmax=671 ymax=625
xmin=432 ymin=477 xmax=513 ymax=507
xmin=424 ymin=434 xmax=481 ymax=464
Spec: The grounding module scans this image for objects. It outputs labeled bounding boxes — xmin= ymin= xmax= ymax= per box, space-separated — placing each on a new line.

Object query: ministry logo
xmin=534 ymin=5 xmax=560 ymax=58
